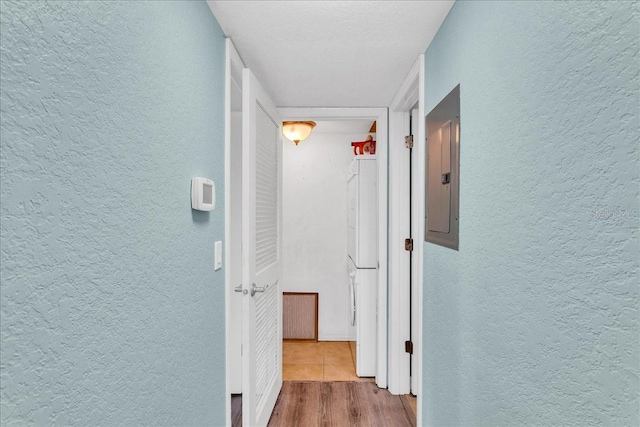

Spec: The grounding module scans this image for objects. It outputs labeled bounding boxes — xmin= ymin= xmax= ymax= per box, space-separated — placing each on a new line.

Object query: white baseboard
xmin=318 ymin=334 xmax=355 ymax=342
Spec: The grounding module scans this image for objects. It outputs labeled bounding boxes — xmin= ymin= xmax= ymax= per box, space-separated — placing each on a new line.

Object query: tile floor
xmin=283 ymin=340 xmax=375 ymax=382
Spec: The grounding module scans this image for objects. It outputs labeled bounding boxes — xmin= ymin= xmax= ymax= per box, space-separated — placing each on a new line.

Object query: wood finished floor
xmin=231 ymin=394 xmax=242 ymax=427
xmin=268 ymin=381 xmax=415 ymax=427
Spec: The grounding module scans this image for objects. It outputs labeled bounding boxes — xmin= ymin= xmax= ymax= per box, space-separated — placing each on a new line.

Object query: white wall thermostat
xmin=191 ymin=177 xmax=215 ymax=211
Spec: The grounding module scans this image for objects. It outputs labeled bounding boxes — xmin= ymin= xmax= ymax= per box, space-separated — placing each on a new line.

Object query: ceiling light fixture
xmin=282 ymin=121 xmax=316 ymax=145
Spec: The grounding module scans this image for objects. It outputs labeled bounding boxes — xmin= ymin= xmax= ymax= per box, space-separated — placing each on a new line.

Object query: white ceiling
xmin=313 ymin=120 xmax=373 ymax=134
xmin=207 ymin=0 xmax=455 ymax=108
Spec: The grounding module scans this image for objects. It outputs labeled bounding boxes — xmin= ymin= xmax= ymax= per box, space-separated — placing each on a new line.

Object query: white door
xmin=410 ymin=107 xmax=419 ymax=395
xmin=241 ymin=67 xmax=283 ymax=427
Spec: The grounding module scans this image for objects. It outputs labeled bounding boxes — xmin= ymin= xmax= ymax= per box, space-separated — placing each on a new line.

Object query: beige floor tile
xmin=318 ymin=341 xmax=349 ymax=353
xmin=283 ymin=363 xmax=324 ymax=381
xmin=323 ymin=363 xmax=361 ymax=381
xmin=283 ymin=341 xmax=321 ymax=351
xmin=282 ymin=341 xmax=367 ymax=382
xmin=324 ymin=346 xmax=354 ymax=366
xmin=282 ymin=342 xmax=324 ymax=364
xmin=322 ymin=341 xmax=353 ymax=366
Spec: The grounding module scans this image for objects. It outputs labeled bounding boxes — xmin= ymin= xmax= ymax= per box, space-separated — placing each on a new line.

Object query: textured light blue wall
xmin=423 ymin=1 xmax=638 ymax=425
xmin=0 ymin=1 xmax=226 ymax=425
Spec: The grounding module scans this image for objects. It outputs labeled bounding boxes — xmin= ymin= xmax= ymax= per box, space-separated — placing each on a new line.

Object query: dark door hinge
xmin=405 ymin=238 xmax=413 ymax=252
xmin=405 ymin=340 xmax=414 ymax=355
xmin=405 ymin=135 xmax=414 ymax=149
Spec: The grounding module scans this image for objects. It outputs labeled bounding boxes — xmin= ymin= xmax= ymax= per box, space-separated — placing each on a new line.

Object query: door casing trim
xmin=224 ymin=38 xmax=245 ymax=427
xmin=387 ymin=54 xmax=425 ymax=426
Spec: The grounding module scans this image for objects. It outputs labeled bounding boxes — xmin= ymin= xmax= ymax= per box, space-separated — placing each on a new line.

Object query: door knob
xmin=250 ymin=283 xmax=267 ymax=297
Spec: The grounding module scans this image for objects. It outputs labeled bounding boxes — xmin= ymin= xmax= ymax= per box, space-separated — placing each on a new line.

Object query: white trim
xmin=410 ymin=107 xmax=420 ymax=395
xmin=279 ymin=107 xmax=388 ymax=389
xmin=386 ymin=53 xmax=425 ymax=422
xmin=387 ymin=56 xmax=421 ymax=396
xmin=224 ymin=38 xmax=244 ymax=427
xmin=415 ymin=54 xmax=426 ymax=427
xmin=318 ymin=335 xmax=355 ymax=342
xmin=390 ymin=58 xmax=421 ymax=113
xmin=387 ymin=110 xmax=411 ymax=395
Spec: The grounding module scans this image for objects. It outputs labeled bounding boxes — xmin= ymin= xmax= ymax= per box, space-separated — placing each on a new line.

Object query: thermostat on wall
xmin=191 ymin=177 xmax=215 ymax=211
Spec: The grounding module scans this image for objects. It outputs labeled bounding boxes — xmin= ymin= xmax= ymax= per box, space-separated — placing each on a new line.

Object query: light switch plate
xmin=214 ymin=241 xmax=222 ymax=270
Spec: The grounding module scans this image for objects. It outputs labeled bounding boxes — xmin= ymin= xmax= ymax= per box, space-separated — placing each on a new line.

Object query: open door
xmin=241 ymin=68 xmax=283 ymax=427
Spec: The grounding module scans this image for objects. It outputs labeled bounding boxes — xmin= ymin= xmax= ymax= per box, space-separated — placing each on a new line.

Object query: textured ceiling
xmin=207 ymin=0 xmax=454 ymax=108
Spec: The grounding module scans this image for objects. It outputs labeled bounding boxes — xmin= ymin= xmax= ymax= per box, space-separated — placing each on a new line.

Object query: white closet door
xmin=241 ymin=67 xmax=283 ymax=427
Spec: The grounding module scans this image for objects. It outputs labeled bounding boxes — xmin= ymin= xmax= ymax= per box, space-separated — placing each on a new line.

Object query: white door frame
xmin=224 ymin=38 xmax=245 ymax=427
xmin=387 ymin=54 xmax=425 ymax=425
xmin=278 ymin=107 xmax=389 ymax=389
xmin=412 ymin=56 xmax=426 ymax=427
xmin=227 ymin=55 xmax=425 ymax=423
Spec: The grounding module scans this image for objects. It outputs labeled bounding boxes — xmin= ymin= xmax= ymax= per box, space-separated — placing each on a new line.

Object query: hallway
xmin=1 ymin=2 xmax=637 ymax=426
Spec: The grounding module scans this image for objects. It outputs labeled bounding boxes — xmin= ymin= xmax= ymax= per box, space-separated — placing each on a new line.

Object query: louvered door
xmin=241 ymin=68 xmax=282 ymax=427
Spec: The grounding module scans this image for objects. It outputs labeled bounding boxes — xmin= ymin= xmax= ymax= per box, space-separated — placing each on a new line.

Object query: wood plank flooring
xmin=231 ymin=394 xmax=242 ymax=427
xmin=267 ymin=381 xmax=415 ymax=427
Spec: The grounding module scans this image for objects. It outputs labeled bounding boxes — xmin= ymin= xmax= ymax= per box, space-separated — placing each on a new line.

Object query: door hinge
xmin=405 ymin=340 xmax=414 ymax=355
xmin=405 ymin=135 xmax=414 ymax=149
xmin=405 ymin=238 xmax=413 ymax=252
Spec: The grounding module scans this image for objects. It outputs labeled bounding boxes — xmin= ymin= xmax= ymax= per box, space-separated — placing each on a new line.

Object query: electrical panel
xmin=425 ymin=85 xmax=460 ymax=250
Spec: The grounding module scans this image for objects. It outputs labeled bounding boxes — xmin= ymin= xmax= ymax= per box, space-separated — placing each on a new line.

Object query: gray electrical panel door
xmin=428 ymin=121 xmax=451 ymax=233
xmin=425 ymin=85 xmax=459 ymax=250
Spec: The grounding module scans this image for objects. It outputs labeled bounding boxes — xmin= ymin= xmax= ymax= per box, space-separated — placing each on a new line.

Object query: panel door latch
xmin=441 ymin=172 xmax=451 ymax=184
xmin=405 ymin=238 xmax=413 ymax=252
xmin=404 ymin=135 xmax=414 ymax=149
xmin=405 ymin=340 xmax=414 ymax=355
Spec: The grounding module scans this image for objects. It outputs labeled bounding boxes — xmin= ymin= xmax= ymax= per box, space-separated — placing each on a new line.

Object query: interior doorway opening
xmin=227 ymin=107 xmax=393 ymax=426
xmin=225 ymin=75 xmax=394 ymax=424
xmin=280 ymin=119 xmax=377 ymax=383
xmin=224 ymin=39 xmax=424 ymax=426
xmin=279 ymin=108 xmax=389 ymax=392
